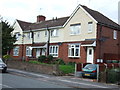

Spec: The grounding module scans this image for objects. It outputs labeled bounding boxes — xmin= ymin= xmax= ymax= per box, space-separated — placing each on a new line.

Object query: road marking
xmin=58 ymin=79 xmax=109 ymax=88
xmin=0 ymin=84 xmax=13 ymax=88
xmin=9 ymin=69 xmax=49 ymax=78
xmin=0 ymin=84 xmax=19 ymax=90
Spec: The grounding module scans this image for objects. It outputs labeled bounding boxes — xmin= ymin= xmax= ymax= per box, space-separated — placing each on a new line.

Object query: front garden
xmin=28 ymin=55 xmax=75 ymax=75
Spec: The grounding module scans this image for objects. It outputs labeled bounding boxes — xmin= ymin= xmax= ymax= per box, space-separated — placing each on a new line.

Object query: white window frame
xmin=51 ymin=29 xmax=58 ymax=37
xmin=37 ymin=32 xmax=40 ymax=38
xmin=15 ymin=32 xmax=21 ymax=40
xmin=70 ymin=23 xmax=81 ymax=35
xmin=113 ymin=30 xmax=117 ymax=39
xmin=49 ymin=45 xmax=59 ymax=57
xmin=68 ymin=44 xmax=80 ymax=58
xmin=88 ymin=22 xmax=93 ymax=33
xmin=26 ymin=46 xmax=32 ymax=56
xmin=45 ymin=30 xmax=48 ymax=37
xmin=13 ymin=46 xmax=19 ymax=56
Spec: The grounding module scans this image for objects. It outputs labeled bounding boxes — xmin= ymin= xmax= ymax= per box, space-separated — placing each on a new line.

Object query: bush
xmin=47 ymin=55 xmax=54 ymax=63
xmin=55 ymin=58 xmax=65 ymax=65
xmin=67 ymin=62 xmax=76 ymax=66
xmin=38 ymin=55 xmax=46 ymax=63
xmin=106 ymin=68 xmax=120 ymax=83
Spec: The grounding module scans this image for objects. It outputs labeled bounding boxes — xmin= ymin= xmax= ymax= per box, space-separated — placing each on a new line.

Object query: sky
xmin=0 ymin=0 xmax=120 ymax=25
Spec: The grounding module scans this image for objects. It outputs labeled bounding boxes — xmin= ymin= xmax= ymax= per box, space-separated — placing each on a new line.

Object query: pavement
xmin=6 ymin=68 xmax=120 ymax=89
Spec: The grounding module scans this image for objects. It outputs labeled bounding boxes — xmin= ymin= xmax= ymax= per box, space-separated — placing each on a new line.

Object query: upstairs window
xmin=27 ymin=32 xmax=33 ymax=39
xmin=51 ymin=29 xmax=58 ymax=37
xmin=70 ymin=23 xmax=81 ymax=35
xmin=113 ymin=30 xmax=117 ymax=39
xmin=45 ymin=30 xmax=48 ymax=37
xmin=88 ymin=22 xmax=93 ymax=33
xmin=15 ymin=32 xmax=21 ymax=40
xmin=13 ymin=46 xmax=19 ymax=56
xmin=37 ymin=32 xmax=40 ymax=38
xmin=68 ymin=44 xmax=80 ymax=57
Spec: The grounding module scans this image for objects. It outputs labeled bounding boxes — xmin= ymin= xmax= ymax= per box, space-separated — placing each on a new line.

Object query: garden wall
xmin=7 ymin=60 xmax=61 ymax=75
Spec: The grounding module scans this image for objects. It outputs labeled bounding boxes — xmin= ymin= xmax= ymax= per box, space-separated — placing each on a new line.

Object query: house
xmin=10 ymin=5 xmax=120 ymax=64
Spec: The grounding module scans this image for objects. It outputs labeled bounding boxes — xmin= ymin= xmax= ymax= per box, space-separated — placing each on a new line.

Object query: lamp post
xmin=46 ymin=25 xmax=50 ymax=56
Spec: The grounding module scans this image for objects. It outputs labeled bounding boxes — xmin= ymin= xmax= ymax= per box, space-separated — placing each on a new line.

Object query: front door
xmin=36 ymin=49 xmax=40 ymax=58
xmin=87 ymin=47 xmax=94 ymax=63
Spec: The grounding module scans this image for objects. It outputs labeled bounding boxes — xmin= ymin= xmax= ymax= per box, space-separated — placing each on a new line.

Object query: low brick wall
xmin=7 ymin=60 xmax=61 ymax=75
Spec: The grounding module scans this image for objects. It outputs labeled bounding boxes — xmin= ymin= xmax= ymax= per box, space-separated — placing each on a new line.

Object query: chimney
xmin=37 ymin=15 xmax=46 ymax=22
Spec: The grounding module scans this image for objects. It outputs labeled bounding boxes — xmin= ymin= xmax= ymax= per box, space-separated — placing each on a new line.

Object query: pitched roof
xmin=17 ymin=17 xmax=69 ymax=31
xmin=16 ymin=19 xmax=32 ymax=30
xmin=16 ymin=5 xmax=120 ymax=31
xmin=81 ymin=5 xmax=120 ymax=30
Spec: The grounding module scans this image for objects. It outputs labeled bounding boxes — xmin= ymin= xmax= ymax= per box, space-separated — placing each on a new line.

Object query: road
xmin=1 ymin=68 xmax=120 ymax=89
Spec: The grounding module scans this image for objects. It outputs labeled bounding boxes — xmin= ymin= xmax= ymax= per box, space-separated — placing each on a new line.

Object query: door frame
xmin=86 ymin=47 xmax=94 ymax=63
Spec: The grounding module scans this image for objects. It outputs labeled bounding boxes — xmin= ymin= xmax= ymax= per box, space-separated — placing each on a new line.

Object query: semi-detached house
xmin=10 ymin=5 xmax=120 ymax=64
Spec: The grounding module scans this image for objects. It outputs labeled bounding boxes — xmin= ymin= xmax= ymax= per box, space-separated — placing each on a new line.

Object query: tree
xmin=1 ymin=20 xmax=16 ymax=56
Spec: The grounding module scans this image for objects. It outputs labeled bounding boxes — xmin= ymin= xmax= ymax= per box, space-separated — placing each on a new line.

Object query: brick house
xmin=10 ymin=5 xmax=120 ymax=64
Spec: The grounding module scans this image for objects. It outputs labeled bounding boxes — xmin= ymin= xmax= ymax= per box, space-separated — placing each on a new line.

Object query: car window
xmin=0 ymin=58 xmax=3 ymax=63
xmin=84 ymin=64 xmax=96 ymax=70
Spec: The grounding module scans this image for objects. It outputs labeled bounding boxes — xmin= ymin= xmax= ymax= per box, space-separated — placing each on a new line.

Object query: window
xmin=37 ymin=32 xmax=40 ymax=37
xmin=27 ymin=33 xmax=30 ymax=39
xmin=26 ymin=46 xmax=32 ymax=56
xmin=68 ymin=44 xmax=80 ymax=57
xmin=51 ymin=29 xmax=58 ymax=37
xmin=49 ymin=45 xmax=58 ymax=57
xmin=15 ymin=32 xmax=21 ymax=40
xmin=113 ymin=30 xmax=117 ymax=39
xmin=45 ymin=30 xmax=48 ymax=36
xmin=27 ymin=32 xmax=33 ymax=39
xmin=70 ymin=23 xmax=81 ymax=35
xmin=13 ymin=46 xmax=19 ymax=56
xmin=88 ymin=22 xmax=93 ymax=33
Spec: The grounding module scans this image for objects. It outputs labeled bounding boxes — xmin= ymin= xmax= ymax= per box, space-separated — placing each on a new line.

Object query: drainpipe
xmin=97 ymin=23 xmax=103 ymax=63
xmin=30 ymin=29 xmax=34 ymax=57
xmin=46 ymin=25 xmax=50 ymax=56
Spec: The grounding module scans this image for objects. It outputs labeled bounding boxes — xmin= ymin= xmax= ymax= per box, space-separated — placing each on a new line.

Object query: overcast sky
xmin=0 ymin=0 xmax=120 ymax=25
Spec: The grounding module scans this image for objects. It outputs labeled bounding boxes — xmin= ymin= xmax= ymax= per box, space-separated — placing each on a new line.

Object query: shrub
xmin=47 ymin=55 xmax=54 ymax=63
xmin=55 ymin=58 xmax=65 ymax=65
xmin=67 ymin=62 xmax=76 ymax=66
xmin=38 ymin=55 xmax=46 ymax=63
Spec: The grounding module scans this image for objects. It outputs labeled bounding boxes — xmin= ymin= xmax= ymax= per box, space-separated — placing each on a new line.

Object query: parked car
xmin=82 ymin=64 xmax=97 ymax=78
xmin=0 ymin=58 xmax=7 ymax=73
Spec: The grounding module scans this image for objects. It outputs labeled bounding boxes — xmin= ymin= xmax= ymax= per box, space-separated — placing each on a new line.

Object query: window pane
xmin=75 ymin=49 xmax=79 ymax=56
xmin=70 ymin=24 xmax=81 ymax=35
xmin=88 ymin=22 xmax=93 ymax=33
xmin=71 ymin=48 xmax=74 ymax=56
xmin=89 ymin=49 xmax=92 ymax=55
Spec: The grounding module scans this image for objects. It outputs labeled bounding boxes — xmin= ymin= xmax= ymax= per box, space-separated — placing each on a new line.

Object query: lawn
xmin=59 ymin=65 xmax=75 ymax=74
xmin=29 ymin=60 xmax=75 ymax=74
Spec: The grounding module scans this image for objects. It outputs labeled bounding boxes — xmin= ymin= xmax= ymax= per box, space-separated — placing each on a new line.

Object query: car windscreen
xmin=84 ymin=64 xmax=96 ymax=70
xmin=0 ymin=58 xmax=3 ymax=63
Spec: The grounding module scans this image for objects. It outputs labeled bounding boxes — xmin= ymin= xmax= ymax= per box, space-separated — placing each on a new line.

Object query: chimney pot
xmin=37 ymin=15 xmax=46 ymax=22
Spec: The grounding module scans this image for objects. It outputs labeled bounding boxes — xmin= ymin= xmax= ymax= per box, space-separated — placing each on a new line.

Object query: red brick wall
xmin=58 ymin=42 xmax=87 ymax=63
xmin=96 ymin=24 xmax=120 ymax=61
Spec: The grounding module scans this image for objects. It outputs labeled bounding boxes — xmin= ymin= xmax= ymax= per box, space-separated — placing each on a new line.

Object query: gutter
xmin=23 ymin=26 xmax=63 ymax=32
